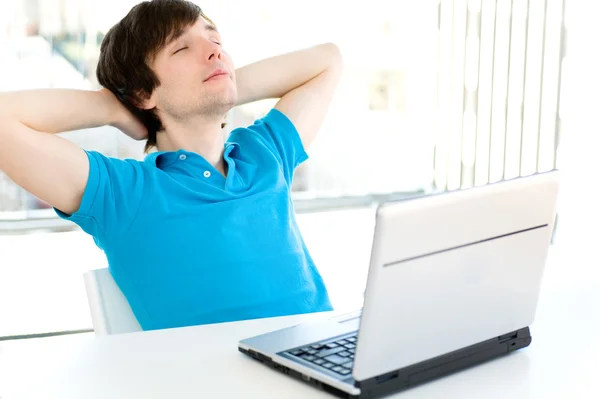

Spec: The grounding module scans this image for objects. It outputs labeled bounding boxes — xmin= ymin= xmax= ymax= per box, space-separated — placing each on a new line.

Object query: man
xmin=0 ymin=0 xmax=343 ymax=330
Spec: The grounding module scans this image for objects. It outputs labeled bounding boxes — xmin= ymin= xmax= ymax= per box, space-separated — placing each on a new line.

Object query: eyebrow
xmin=205 ymin=23 xmax=219 ymax=33
xmin=167 ymin=22 xmax=219 ymax=50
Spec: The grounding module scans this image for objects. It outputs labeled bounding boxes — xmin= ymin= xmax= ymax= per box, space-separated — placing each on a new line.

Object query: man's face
xmin=148 ymin=17 xmax=237 ymax=122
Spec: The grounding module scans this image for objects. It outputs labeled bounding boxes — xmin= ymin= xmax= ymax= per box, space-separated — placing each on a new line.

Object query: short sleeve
xmin=244 ymin=108 xmax=308 ymax=184
xmin=54 ymin=150 xmax=145 ymax=244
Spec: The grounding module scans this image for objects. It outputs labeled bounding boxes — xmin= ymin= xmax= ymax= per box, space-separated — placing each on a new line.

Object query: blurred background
xmin=1 ymin=0 xmax=597 ymax=339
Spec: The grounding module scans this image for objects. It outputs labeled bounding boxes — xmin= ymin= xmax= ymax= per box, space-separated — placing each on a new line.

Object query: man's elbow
xmin=322 ymin=43 xmax=344 ymax=71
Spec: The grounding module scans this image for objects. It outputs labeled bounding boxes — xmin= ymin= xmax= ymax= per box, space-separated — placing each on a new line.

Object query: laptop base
xmin=240 ymin=326 xmax=531 ymax=399
xmin=355 ymin=326 xmax=531 ymax=398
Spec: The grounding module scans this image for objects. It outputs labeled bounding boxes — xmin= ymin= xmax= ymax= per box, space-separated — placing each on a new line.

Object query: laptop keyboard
xmin=285 ymin=333 xmax=357 ymax=377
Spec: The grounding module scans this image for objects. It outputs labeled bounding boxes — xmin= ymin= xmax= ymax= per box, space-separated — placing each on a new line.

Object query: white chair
xmin=83 ymin=268 xmax=142 ymax=336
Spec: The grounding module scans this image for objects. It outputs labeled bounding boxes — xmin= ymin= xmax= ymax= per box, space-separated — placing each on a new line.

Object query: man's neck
xmin=156 ymin=114 xmax=227 ymax=176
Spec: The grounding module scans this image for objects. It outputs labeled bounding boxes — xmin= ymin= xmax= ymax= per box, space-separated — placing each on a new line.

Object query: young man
xmin=0 ymin=0 xmax=343 ymax=330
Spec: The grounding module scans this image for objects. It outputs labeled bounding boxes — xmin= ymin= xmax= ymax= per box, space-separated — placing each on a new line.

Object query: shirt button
xmin=179 ymin=154 xmax=187 ymax=160
xmin=203 ymin=170 xmax=211 ymax=178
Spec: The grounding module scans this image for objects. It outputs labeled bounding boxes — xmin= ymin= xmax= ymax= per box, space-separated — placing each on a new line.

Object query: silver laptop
xmin=239 ymin=171 xmax=560 ymax=398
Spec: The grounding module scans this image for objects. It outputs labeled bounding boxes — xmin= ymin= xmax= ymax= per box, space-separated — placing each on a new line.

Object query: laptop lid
xmin=353 ymin=171 xmax=560 ymax=381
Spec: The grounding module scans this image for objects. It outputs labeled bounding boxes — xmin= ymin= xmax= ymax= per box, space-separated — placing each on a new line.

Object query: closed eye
xmin=173 ymin=46 xmax=188 ymax=54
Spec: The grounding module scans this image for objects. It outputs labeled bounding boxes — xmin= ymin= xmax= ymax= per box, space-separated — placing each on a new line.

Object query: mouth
xmin=204 ymin=70 xmax=230 ymax=82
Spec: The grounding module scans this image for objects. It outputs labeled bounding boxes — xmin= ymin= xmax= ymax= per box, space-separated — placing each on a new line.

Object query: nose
xmin=207 ymin=42 xmax=223 ymax=62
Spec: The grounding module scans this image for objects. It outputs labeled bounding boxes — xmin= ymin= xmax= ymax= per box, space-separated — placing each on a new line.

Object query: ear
xmin=135 ymin=90 xmax=157 ymax=110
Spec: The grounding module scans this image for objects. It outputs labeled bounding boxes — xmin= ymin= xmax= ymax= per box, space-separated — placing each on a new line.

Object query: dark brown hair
xmin=97 ymin=0 xmax=222 ymax=154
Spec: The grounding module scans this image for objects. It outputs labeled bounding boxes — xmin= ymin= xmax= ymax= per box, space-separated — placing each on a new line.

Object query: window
xmin=0 ymin=0 xmax=565 ymax=337
xmin=0 ymin=0 xmax=439 ymax=219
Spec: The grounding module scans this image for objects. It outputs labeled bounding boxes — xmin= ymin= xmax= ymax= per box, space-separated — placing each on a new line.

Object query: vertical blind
xmin=434 ymin=0 xmax=566 ymax=190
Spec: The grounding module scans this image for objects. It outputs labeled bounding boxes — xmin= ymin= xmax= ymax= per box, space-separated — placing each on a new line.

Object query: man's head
xmin=97 ymin=0 xmax=237 ymax=153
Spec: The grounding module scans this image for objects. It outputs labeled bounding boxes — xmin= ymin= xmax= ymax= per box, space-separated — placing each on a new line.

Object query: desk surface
xmin=1 ymin=249 xmax=599 ymax=399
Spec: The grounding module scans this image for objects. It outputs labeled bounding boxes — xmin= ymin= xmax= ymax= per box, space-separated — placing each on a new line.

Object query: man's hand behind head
xmin=101 ymin=88 xmax=148 ymax=141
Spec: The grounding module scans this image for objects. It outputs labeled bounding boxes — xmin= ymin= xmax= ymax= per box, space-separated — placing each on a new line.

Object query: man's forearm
xmin=0 ymin=88 xmax=118 ymax=134
xmin=234 ymin=43 xmax=343 ymax=106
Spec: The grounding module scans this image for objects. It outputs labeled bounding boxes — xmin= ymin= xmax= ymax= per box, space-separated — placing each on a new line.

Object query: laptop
xmin=238 ymin=171 xmax=560 ymax=398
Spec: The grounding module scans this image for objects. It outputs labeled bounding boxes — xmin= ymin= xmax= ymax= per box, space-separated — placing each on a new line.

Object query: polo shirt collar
xmin=144 ymin=142 xmax=240 ymax=170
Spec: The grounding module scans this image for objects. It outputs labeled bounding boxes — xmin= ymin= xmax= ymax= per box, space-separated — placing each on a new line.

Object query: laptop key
xmin=316 ymin=347 xmax=344 ymax=358
xmin=344 ymin=343 xmax=356 ymax=349
xmin=306 ymin=349 xmax=318 ymax=355
xmin=336 ymin=339 xmax=349 ymax=345
xmin=339 ymin=368 xmax=352 ymax=375
xmin=290 ymin=349 xmax=303 ymax=356
xmin=313 ymin=359 xmax=325 ymax=365
xmin=311 ymin=344 xmax=325 ymax=350
xmin=322 ymin=362 xmax=335 ymax=369
xmin=348 ymin=348 xmax=355 ymax=354
xmin=325 ymin=343 xmax=339 ymax=349
xmin=332 ymin=366 xmax=344 ymax=373
xmin=323 ymin=354 xmax=347 ymax=365
xmin=347 ymin=337 xmax=357 ymax=343
xmin=302 ymin=355 xmax=316 ymax=361
xmin=342 ymin=360 xmax=353 ymax=369
xmin=338 ymin=351 xmax=351 ymax=357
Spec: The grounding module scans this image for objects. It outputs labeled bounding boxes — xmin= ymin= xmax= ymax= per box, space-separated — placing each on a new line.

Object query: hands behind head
xmin=100 ymin=88 xmax=149 ymax=141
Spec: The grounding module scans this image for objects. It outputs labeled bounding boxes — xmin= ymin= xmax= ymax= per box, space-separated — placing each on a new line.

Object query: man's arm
xmin=234 ymin=43 xmax=344 ymax=149
xmin=0 ymin=89 xmax=145 ymax=214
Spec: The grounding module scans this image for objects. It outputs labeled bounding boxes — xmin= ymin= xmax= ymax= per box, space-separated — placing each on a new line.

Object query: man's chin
xmin=219 ymin=91 xmax=238 ymax=110
xmin=202 ymin=100 xmax=236 ymax=119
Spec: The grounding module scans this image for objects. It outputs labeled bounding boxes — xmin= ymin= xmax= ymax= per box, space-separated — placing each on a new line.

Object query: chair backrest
xmin=83 ymin=268 xmax=142 ymax=336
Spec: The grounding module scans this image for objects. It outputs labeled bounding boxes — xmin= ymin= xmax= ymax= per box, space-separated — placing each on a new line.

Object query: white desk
xmin=1 ymin=247 xmax=599 ymax=399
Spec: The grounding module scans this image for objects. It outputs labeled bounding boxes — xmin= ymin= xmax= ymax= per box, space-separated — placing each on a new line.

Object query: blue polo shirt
xmin=56 ymin=108 xmax=332 ymax=330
